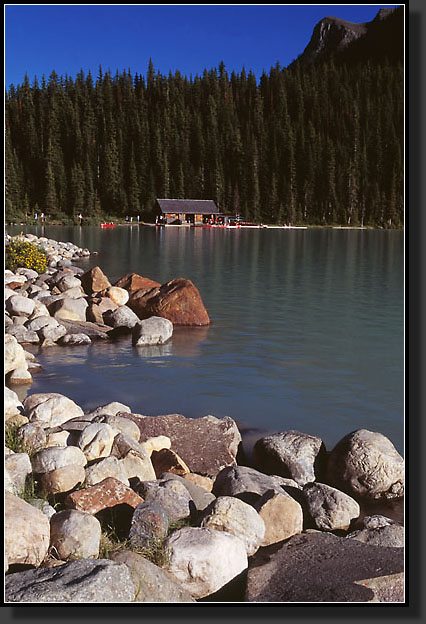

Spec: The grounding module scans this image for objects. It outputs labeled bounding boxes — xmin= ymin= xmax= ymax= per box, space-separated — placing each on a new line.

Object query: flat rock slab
xmin=4 ymin=559 xmax=135 ymax=603
xmin=245 ymin=532 xmax=404 ymax=602
xmin=128 ymin=413 xmax=241 ymax=477
xmin=57 ymin=319 xmax=111 ymax=340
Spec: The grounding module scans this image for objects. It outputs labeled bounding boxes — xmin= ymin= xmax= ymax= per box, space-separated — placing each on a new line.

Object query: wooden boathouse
xmin=156 ymin=199 xmax=224 ymax=225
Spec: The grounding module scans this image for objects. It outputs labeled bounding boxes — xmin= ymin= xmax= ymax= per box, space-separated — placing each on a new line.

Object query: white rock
xmin=23 ymin=392 xmax=84 ymax=427
xmin=5 ymin=492 xmax=50 ymax=567
xmin=40 ymin=464 xmax=86 ymax=495
xmin=5 ymin=453 xmax=32 ymax=495
xmin=5 ymin=386 xmax=23 ymax=418
xmin=50 ymin=297 xmax=88 ymax=322
xmin=201 ymin=496 xmax=265 ymax=556
xmin=140 ymin=435 xmax=172 ymax=456
xmin=84 ymin=455 xmax=130 ymax=487
xmin=31 ymin=445 xmax=87 ymax=474
xmin=5 ymin=334 xmax=28 ymax=374
xmin=165 ymin=527 xmax=248 ymax=599
xmin=6 ymin=294 xmax=35 ymax=317
xmin=49 ymin=509 xmax=101 ymax=560
xmin=102 ymin=286 xmax=129 ymax=306
xmin=77 ymin=422 xmax=116 ymax=461
xmin=8 ymin=366 xmax=33 ymax=385
xmin=45 ymin=430 xmax=71 ymax=448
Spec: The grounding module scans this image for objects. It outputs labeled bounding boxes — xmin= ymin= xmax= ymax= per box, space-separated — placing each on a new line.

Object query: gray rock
xmin=141 ymin=479 xmax=193 ymax=523
xmin=302 ymin=482 xmax=361 ymax=531
xmin=85 ymin=401 xmax=132 ymax=419
xmin=128 ymin=501 xmax=169 ymax=550
xmin=59 ymin=333 xmax=91 ymax=345
xmin=26 ymin=315 xmax=60 ymax=332
xmin=245 ymin=531 xmax=404 ymax=602
xmin=110 ymin=550 xmax=195 ymax=602
xmin=213 ymin=465 xmax=297 ymax=505
xmin=56 ymin=318 xmax=110 ymax=340
xmin=4 ymin=559 xmax=135 ymax=602
xmin=6 ymin=324 xmax=40 ymax=344
xmin=347 ymin=524 xmax=404 ymax=548
xmin=5 ymin=492 xmax=50 ymax=568
xmin=56 ymin=274 xmax=82 ymax=292
xmin=103 ymin=305 xmax=140 ymax=330
xmin=17 ymin=422 xmax=47 ymax=453
xmin=354 ymin=514 xmax=397 ymax=530
xmin=132 ymin=316 xmax=173 ymax=346
xmin=38 ymin=323 xmax=68 ymax=342
xmin=23 ymin=392 xmax=84 ymax=427
xmin=326 ymin=429 xmax=404 ymax=500
xmin=253 ymin=430 xmax=326 ymax=485
xmin=31 ymin=445 xmax=87 ymax=474
xmin=84 ymin=455 xmax=130 ymax=487
xmin=94 ymin=413 xmax=140 ymax=441
xmin=158 ymin=472 xmax=216 ymax=512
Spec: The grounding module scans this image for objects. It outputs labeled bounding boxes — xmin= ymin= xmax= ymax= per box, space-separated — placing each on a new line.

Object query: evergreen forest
xmin=5 ymin=18 xmax=403 ymax=227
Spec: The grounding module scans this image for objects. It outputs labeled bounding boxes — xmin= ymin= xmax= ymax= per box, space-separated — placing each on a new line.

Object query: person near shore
xmin=78 ymin=213 xmax=83 ymax=224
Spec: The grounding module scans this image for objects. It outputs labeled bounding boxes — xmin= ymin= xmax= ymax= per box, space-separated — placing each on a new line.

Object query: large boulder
xmin=200 ymin=496 xmax=265 ymax=556
xmin=245 ymin=532 xmax=404 ymax=602
xmin=40 ymin=464 xmax=86 ymax=496
xmin=31 ymin=445 xmax=87 ymax=474
xmin=84 ymin=456 xmax=130 ymax=487
xmin=49 ymin=509 xmax=101 ymax=560
xmin=80 ymin=266 xmax=111 ymax=295
xmin=23 ymin=393 xmax=84 ymax=427
xmin=138 ymin=479 xmax=193 ymax=523
xmin=301 ymin=482 xmax=360 ymax=531
xmin=5 ymin=492 xmax=50 ymax=568
xmin=133 ymin=413 xmax=241 ymax=478
xmin=132 ymin=316 xmax=173 ymax=346
xmin=5 ymin=386 xmax=23 ymax=419
xmin=114 ymin=273 xmax=161 ymax=294
xmin=165 ymin=527 xmax=248 ymax=599
xmin=4 ymin=559 xmax=135 ymax=603
xmin=253 ymin=430 xmax=327 ymax=485
xmin=135 ymin=278 xmax=210 ymax=326
xmin=326 ymin=429 xmax=404 ymax=500
xmin=110 ymin=550 xmax=195 ymax=602
xmin=5 ymin=453 xmax=33 ymax=495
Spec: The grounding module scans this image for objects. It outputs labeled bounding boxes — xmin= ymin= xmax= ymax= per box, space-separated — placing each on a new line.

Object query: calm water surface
xmin=10 ymin=225 xmax=404 ymax=454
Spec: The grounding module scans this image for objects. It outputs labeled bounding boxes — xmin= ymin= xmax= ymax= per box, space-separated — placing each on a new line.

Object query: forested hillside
xmin=5 ymin=13 xmax=403 ymax=227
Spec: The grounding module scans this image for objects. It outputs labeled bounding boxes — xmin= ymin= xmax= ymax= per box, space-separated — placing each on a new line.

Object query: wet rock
xmin=59 ymin=333 xmax=91 ymax=345
xmin=326 ymin=429 xmax=404 ymax=500
xmin=165 ymin=527 xmax=247 ymax=599
xmin=132 ymin=316 xmax=173 ymax=346
xmin=253 ymin=430 xmax=326 ymax=486
xmin=4 ymin=559 xmax=135 ymax=603
xmin=245 ymin=531 xmax=404 ymax=602
xmin=139 ymin=278 xmax=210 ymax=326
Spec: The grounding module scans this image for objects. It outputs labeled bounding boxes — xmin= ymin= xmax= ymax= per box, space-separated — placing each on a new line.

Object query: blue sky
xmin=5 ymin=4 xmax=401 ymax=88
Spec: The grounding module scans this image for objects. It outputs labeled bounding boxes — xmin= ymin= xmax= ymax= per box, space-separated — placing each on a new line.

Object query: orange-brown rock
xmin=137 ymin=278 xmax=210 ymax=326
xmin=64 ymin=477 xmax=143 ymax=515
xmin=127 ymin=287 xmax=161 ymax=317
xmin=80 ymin=266 xmax=111 ymax=296
xmin=114 ymin=273 xmax=161 ymax=293
xmin=151 ymin=448 xmax=190 ymax=478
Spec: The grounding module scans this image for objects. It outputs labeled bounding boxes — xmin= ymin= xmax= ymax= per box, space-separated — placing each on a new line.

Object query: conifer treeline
xmin=5 ymin=55 xmax=403 ymax=226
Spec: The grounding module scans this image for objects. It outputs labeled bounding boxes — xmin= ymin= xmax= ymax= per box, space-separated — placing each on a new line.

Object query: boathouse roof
xmin=156 ymin=199 xmax=220 ymax=215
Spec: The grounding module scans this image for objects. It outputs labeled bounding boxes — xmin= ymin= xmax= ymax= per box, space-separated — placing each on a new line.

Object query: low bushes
xmin=6 ymin=239 xmax=48 ymax=273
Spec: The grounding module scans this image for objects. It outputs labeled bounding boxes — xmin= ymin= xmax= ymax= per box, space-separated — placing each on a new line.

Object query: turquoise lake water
xmin=8 ymin=224 xmax=404 ymax=454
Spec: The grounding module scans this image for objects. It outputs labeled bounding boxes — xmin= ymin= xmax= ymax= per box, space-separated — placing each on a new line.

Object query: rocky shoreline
xmin=4 ymin=233 xmax=405 ymax=603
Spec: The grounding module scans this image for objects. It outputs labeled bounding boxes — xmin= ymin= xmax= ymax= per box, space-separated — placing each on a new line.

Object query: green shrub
xmin=5 ymin=238 xmax=48 ymax=273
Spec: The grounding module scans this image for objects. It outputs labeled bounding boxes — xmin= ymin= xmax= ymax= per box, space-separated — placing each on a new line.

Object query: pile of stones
xmin=5 ymin=390 xmax=404 ymax=603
